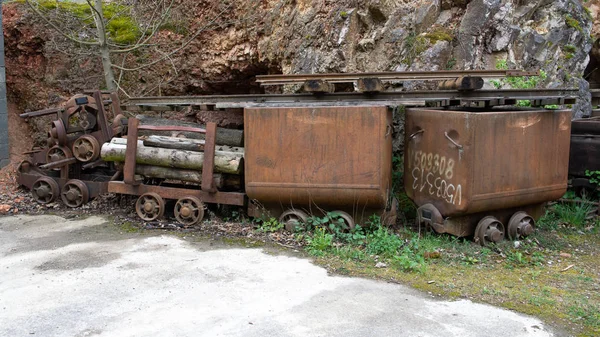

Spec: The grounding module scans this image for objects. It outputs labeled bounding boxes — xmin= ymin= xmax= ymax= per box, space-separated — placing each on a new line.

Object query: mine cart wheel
xmin=279 ymin=209 xmax=309 ymax=232
xmin=174 ymin=196 xmax=205 ymax=226
xmin=50 ymin=120 xmax=68 ymax=146
xmin=332 ymin=210 xmax=356 ymax=230
xmin=135 ymin=192 xmax=165 ymax=222
xmin=31 ymin=177 xmax=60 ymax=204
xmin=72 ymin=135 xmax=100 ymax=163
xmin=507 ymin=212 xmax=535 ymax=240
xmin=46 ymin=145 xmax=73 ymax=165
xmin=60 ymin=179 xmax=90 ymax=208
xmin=474 ymin=216 xmax=505 ymax=246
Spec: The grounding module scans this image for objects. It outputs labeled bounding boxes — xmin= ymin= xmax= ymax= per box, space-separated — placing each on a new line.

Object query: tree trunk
xmin=143 ymin=135 xmax=244 ymax=154
xmin=93 ymin=0 xmax=117 ymax=92
xmin=134 ymin=165 xmax=242 ymax=189
xmin=101 ymin=139 xmax=243 ymax=174
xmin=137 ymin=115 xmax=244 ymax=147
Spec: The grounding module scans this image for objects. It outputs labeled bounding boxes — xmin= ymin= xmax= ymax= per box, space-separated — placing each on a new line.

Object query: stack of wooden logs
xmin=100 ymin=116 xmax=244 ymax=190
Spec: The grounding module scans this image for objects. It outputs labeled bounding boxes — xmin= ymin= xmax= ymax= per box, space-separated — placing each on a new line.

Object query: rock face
xmin=1 ymin=0 xmax=596 ymax=149
xmin=255 ymin=0 xmax=593 ymax=117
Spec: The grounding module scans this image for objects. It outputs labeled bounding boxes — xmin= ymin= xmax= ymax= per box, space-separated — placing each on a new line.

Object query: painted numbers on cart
xmin=410 ymin=150 xmax=462 ymax=206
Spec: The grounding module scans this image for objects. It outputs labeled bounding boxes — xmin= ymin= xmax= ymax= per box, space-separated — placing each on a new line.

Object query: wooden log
xmin=134 ymin=165 xmax=242 ymax=189
xmin=136 ymin=115 xmax=244 ymax=147
xmin=143 ymin=135 xmax=244 ymax=154
xmin=439 ymin=76 xmax=484 ymax=91
xmin=101 ymin=139 xmax=243 ymax=174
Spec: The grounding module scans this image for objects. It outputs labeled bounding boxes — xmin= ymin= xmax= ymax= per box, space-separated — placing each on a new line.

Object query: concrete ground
xmin=0 ymin=215 xmax=559 ymax=337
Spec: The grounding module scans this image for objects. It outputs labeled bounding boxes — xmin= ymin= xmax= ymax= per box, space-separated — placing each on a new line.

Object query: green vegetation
xmin=445 ymin=57 xmax=456 ymax=70
xmin=107 ymin=17 xmax=140 ymax=45
xmin=584 ymin=7 xmax=593 ymax=21
xmin=564 ymin=45 xmax=577 ymax=53
xmin=553 ymin=202 xmax=594 ymax=229
xmin=402 ymin=32 xmax=429 ymax=66
xmin=585 ymin=170 xmax=600 ymax=186
xmin=566 ymin=15 xmax=583 ymax=32
xmin=340 ymin=11 xmax=348 ymax=19
xmin=491 ymin=59 xmax=547 ymax=106
xmin=563 ymin=45 xmax=577 ymax=60
xmin=423 ymin=28 xmax=453 ymax=44
xmin=255 ymin=217 xmax=284 ymax=233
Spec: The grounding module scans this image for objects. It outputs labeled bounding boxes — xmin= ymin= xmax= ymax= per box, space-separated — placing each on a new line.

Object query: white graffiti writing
xmin=409 ymin=150 xmax=462 ymax=206
xmin=410 ymin=150 xmax=455 ymax=180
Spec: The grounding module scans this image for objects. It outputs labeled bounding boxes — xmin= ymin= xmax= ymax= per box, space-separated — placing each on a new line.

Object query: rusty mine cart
xmin=405 ymin=108 xmax=572 ymax=246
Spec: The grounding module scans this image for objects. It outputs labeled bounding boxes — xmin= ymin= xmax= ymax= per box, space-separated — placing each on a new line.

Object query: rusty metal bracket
xmin=124 ymin=118 xmax=140 ymax=185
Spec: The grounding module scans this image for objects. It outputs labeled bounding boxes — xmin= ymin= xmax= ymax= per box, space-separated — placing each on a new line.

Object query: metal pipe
xmin=40 ymin=157 xmax=77 ymax=170
xmin=20 ymin=107 xmax=63 ymax=118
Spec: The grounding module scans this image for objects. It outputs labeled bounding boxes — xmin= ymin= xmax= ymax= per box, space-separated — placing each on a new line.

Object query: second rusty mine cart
xmin=405 ymin=108 xmax=572 ymax=245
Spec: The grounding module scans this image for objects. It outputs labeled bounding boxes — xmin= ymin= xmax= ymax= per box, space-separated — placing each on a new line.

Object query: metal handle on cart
xmin=444 ymin=132 xmax=463 ymax=150
xmin=409 ymin=129 xmax=424 ymax=140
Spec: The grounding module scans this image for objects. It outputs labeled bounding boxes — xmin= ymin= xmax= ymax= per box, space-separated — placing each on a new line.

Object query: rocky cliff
xmin=256 ymin=0 xmax=593 ymax=115
xmin=1 ymin=0 xmax=596 ymax=158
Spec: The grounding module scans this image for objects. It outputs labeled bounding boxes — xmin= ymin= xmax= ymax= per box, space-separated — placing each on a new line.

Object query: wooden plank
xmin=202 ymin=122 xmax=217 ymax=192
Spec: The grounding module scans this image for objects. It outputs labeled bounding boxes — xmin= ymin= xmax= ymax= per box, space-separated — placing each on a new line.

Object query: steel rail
xmin=126 ymin=89 xmax=578 ymax=107
xmin=255 ymin=70 xmax=540 ymax=85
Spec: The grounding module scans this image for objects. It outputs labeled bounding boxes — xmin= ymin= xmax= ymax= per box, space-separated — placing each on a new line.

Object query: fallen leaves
xmin=0 ymin=204 xmax=11 ymax=214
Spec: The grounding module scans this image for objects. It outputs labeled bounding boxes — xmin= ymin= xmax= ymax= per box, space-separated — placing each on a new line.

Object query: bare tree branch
xmin=155 ymin=47 xmax=179 ymax=77
xmin=110 ymin=0 xmax=176 ymax=54
xmin=113 ymin=78 xmax=132 ymax=98
xmin=111 ymin=3 xmax=233 ymax=71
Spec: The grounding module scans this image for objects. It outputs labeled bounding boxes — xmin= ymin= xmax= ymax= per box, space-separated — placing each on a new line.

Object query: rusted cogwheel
xmin=332 ymin=210 xmax=356 ymax=230
xmin=46 ymin=145 xmax=73 ymax=165
xmin=174 ymin=196 xmax=205 ymax=226
xmin=135 ymin=192 xmax=165 ymax=222
xmin=507 ymin=211 xmax=535 ymax=240
xmin=31 ymin=177 xmax=60 ymax=204
xmin=279 ymin=209 xmax=309 ymax=232
xmin=49 ymin=120 xmax=68 ymax=145
xmin=60 ymin=179 xmax=90 ymax=208
xmin=474 ymin=216 xmax=505 ymax=246
xmin=72 ymin=135 xmax=100 ymax=162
